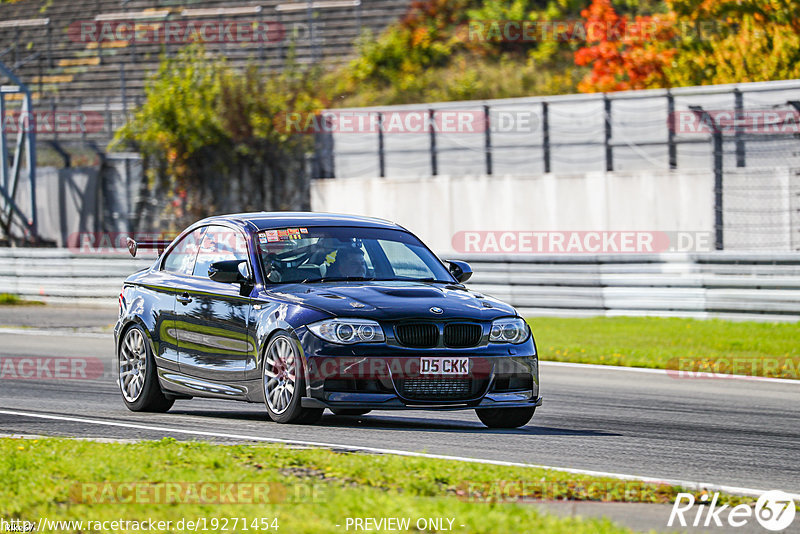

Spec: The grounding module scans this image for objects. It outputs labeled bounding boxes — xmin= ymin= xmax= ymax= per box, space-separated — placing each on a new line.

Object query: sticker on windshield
xmin=261 ymin=228 xmax=310 ymax=242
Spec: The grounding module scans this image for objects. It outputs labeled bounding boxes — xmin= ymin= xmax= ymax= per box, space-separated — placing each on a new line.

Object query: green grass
xmin=529 ymin=317 xmax=800 ymax=378
xmin=0 ymin=293 xmax=44 ymax=306
xmin=0 ymin=438 xmax=753 ymax=533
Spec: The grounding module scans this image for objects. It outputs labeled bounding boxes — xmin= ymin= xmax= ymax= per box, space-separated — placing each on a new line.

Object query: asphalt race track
xmin=1 ymin=324 xmax=798 ymax=498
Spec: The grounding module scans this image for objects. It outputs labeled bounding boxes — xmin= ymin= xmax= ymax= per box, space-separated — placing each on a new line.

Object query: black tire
xmin=119 ymin=324 xmax=174 ymax=413
xmin=262 ymin=332 xmax=323 ymax=424
xmin=330 ymin=409 xmax=371 ymax=416
xmin=475 ymin=407 xmax=535 ymax=428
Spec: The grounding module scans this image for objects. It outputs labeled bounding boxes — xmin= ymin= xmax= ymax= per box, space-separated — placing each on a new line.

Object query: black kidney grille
xmin=444 ymin=323 xmax=482 ymax=348
xmin=395 ymin=323 xmax=439 ymax=348
xmin=396 ymin=377 xmax=473 ymax=401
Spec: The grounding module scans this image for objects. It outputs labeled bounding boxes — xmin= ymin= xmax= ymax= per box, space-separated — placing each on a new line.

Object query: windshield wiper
xmin=297 ymin=276 xmax=451 ymax=284
xmin=300 ymin=276 xmax=375 ymax=283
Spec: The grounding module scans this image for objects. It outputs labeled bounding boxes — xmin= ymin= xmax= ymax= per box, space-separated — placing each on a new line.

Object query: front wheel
xmin=262 ymin=332 xmax=323 ymax=424
xmin=119 ymin=324 xmax=174 ymax=412
xmin=475 ymin=407 xmax=535 ymax=428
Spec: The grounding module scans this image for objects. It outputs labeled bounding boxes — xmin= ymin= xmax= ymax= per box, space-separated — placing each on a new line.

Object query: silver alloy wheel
xmin=264 ymin=336 xmax=297 ymax=415
xmin=120 ymin=327 xmax=147 ymax=402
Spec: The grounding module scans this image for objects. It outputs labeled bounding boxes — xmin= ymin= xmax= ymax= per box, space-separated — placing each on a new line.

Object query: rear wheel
xmin=119 ymin=325 xmax=174 ymax=412
xmin=475 ymin=407 xmax=535 ymax=428
xmin=330 ymin=409 xmax=371 ymax=416
xmin=262 ymin=332 xmax=323 ymax=424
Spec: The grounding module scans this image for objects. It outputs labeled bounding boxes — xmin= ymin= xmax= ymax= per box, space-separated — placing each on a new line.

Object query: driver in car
xmin=328 ymin=246 xmax=367 ymax=278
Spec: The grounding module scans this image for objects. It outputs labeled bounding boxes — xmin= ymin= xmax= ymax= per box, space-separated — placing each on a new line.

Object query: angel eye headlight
xmin=489 ymin=317 xmax=529 ymax=344
xmin=358 ymin=324 xmax=377 ymax=341
xmin=308 ymin=319 xmax=385 ymax=344
xmin=335 ymin=323 xmax=355 ymax=342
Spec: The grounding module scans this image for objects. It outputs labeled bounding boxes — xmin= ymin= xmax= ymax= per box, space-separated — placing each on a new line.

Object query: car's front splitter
xmin=301 ymin=395 xmax=542 ymax=411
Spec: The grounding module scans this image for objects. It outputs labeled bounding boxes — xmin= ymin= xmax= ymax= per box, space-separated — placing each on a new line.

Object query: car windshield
xmin=255 ymin=226 xmax=455 ymax=284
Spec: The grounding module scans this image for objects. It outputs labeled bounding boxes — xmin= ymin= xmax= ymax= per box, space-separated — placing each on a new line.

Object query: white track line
xmin=1 ymin=408 xmax=796 ymax=500
xmin=540 ymin=361 xmax=800 ymax=385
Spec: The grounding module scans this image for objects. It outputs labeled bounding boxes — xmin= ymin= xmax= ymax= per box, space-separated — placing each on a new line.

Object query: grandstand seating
xmin=0 ymin=0 xmax=412 ymax=146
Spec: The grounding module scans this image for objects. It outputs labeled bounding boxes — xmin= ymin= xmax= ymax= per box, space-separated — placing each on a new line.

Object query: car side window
xmin=162 ymin=228 xmax=205 ymax=276
xmin=193 ymin=226 xmax=249 ymax=279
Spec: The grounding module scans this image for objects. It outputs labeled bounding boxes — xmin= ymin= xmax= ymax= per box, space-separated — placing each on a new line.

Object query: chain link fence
xmin=711 ymin=111 xmax=800 ymax=251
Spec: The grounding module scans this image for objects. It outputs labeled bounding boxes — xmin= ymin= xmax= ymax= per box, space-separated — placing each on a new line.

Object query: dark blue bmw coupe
xmin=115 ymin=212 xmax=541 ymax=427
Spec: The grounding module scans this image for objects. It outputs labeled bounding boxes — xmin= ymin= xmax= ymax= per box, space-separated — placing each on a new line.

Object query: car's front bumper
xmin=300 ymin=345 xmax=540 ymax=411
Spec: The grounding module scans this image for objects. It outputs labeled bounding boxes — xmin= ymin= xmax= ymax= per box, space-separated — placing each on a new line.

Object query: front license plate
xmin=419 ymin=357 xmax=469 ymax=375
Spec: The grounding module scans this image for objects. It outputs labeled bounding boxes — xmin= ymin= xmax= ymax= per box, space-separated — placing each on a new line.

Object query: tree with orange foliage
xmin=576 ymin=0 xmax=800 ymax=92
xmin=574 ymin=0 xmax=675 ymax=92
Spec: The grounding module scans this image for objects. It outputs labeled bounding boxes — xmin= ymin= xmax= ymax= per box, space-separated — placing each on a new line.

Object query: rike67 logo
xmin=669 ymin=490 xmax=796 ymax=531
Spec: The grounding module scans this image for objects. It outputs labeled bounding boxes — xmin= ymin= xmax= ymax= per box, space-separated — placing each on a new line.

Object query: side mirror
xmin=447 ymin=260 xmax=473 ymax=283
xmin=208 ymin=260 xmax=250 ymax=284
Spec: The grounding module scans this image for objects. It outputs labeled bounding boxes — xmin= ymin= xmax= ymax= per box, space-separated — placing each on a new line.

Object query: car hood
xmin=260 ymin=281 xmax=516 ymax=321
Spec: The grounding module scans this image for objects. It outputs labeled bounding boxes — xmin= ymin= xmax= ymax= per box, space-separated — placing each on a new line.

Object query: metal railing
xmin=322 ymin=79 xmax=800 ymax=179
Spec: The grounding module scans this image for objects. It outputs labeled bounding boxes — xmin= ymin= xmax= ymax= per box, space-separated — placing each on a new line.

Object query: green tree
xmin=113 ymin=45 xmax=323 ymax=229
xmin=666 ymin=0 xmax=800 ymax=86
xmin=328 ymin=0 xmax=589 ymax=105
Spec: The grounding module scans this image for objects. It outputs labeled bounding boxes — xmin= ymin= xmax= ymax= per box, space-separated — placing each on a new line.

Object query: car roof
xmin=197 ymin=212 xmax=406 ymax=232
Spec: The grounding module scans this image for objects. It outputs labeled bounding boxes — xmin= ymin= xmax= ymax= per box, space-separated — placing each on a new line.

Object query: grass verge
xmin=0 ymin=293 xmax=45 ymax=306
xmin=529 ymin=317 xmax=799 ymax=379
xmin=0 ymin=438 xmax=754 ymax=533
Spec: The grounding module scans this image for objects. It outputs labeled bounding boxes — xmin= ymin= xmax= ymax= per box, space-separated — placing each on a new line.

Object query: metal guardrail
xmin=461 ymin=253 xmax=800 ymax=321
xmin=0 ymin=248 xmax=152 ymax=306
xmin=1 ymin=249 xmax=799 ymax=320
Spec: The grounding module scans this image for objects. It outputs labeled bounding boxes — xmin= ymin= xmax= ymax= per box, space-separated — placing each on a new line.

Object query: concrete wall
xmin=11 ymin=166 xmax=101 ymax=247
xmin=7 ymin=156 xmax=145 ymax=247
xmin=311 ymin=170 xmax=716 ymax=253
